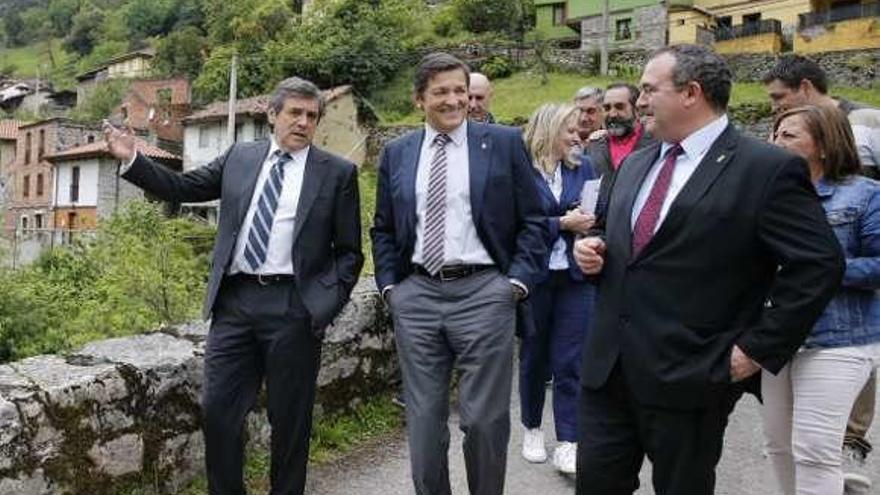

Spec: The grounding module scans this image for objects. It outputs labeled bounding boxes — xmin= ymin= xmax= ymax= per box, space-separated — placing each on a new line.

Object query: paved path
xmin=307 ymin=376 xmax=879 ymax=494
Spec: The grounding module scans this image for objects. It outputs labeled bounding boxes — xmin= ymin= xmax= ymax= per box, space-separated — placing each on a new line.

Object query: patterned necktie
xmin=243 ymin=151 xmax=292 ymax=271
xmin=422 ymin=133 xmax=452 ymax=275
xmin=632 ymin=144 xmax=683 ymax=257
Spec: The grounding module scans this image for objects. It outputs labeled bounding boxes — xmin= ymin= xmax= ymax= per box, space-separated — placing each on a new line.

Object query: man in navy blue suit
xmin=371 ymin=52 xmax=546 ymax=495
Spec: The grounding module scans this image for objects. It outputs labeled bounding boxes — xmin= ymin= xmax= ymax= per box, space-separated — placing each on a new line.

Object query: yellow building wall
xmin=108 ymin=57 xmax=152 ymax=79
xmin=714 ymin=32 xmax=783 ymax=53
xmin=668 ymin=10 xmax=713 ymax=45
xmin=694 ymin=0 xmax=810 ymax=26
xmin=795 ymin=17 xmax=880 ymax=53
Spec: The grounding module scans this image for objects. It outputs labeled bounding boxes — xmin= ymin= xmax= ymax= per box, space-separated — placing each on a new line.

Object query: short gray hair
xmin=651 ymin=44 xmax=732 ymax=112
xmin=270 ymin=76 xmax=326 ymax=119
xmin=573 ymin=86 xmax=604 ymax=103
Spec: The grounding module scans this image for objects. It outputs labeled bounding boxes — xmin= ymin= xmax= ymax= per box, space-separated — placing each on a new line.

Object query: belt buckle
xmin=438 ymin=268 xmax=456 ymax=282
xmin=257 ymin=274 xmax=270 ymax=286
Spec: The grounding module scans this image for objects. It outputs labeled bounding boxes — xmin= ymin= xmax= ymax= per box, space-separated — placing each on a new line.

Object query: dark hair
xmin=413 ymin=52 xmax=471 ymax=96
xmin=773 ymin=104 xmax=860 ymax=181
xmin=270 ymin=76 xmax=325 ymax=119
xmin=650 ymin=44 xmax=732 ymax=112
xmin=763 ymin=55 xmax=828 ymax=94
xmin=605 ymin=82 xmax=640 ymax=108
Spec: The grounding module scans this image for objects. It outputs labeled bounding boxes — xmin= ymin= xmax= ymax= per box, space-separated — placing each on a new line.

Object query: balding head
xmin=469 ymin=72 xmax=494 ymax=122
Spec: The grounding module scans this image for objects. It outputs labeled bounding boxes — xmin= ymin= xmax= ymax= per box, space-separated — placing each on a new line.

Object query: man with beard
xmin=587 ymin=83 xmax=656 ymax=178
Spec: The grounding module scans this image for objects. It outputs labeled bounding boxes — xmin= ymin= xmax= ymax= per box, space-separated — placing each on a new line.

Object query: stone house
xmin=46 ymin=138 xmax=181 ymax=231
xmin=573 ymin=0 xmax=668 ymax=52
xmin=76 ymin=49 xmax=156 ymax=105
xmin=4 ymin=119 xmax=102 ymax=231
xmin=0 ymin=120 xmax=20 ymax=212
xmin=179 ymin=85 xmax=369 ymax=222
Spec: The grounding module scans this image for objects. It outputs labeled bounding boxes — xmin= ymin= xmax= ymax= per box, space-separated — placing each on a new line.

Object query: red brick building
xmin=5 ymin=118 xmax=101 ymax=230
xmin=113 ymin=78 xmax=191 ymax=154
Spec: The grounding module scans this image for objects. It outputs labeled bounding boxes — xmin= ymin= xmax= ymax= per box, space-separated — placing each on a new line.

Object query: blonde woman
xmin=519 ymin=103 xmax=598 ymax=474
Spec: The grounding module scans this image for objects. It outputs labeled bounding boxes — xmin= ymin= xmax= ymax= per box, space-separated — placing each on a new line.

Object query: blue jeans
xmin=519 ymin=270 xmax=594 ymax=442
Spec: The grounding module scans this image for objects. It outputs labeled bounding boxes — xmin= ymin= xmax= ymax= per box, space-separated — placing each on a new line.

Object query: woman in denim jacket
xmin=763 ymin=104 xmax=880 ymax=495
xmin=519 ymin=103 xmax=598 ymax=474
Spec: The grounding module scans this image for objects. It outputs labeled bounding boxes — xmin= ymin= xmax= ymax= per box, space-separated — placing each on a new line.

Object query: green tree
xmin=47 ymin=0 xmax=80 ymax=38
xmin=64 ymin=4 xmax=105 ymax=55
xmin=125 ymin=0 xmax=175 ymax=40
xmin=452 ymin=0 xmax=534 ymax=40
xmin=68 ymin=78 xmax=130 ymax=121
xmin=154 ymin=26 xmax=209 ymax=78
xmin=3 ymin=10 xmax=26 ymax=47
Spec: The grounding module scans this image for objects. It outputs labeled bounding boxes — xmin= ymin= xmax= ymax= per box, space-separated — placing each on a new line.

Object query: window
xmin=70 ymin=166 xmax=80 ymax=203
xmin=36 ymin=174 xmax=43 ymax=196
xmin=34 ymin=214 xmax=43 ymax=229
xmin=157 ymin=88 xmax=172 ymax=105
xmin=615 ymin=18 xmax=632 ymax=40
xmin=87 ymin=135 xmax=95 ymax=143
xmin=67 ymin=212 xmax=77 ymax=230
xmin=38 ymin=129 xmax=45 ymax=160
xmin=23 ymin=175 xmax=29 ymax=198
xmin=255 ymin=120 xmax=268 ymax=139
xmin=20 ymin=216 xmax=28 ymax=230
xmin=199 ymin=126 xmax=210 ymax=148
xmin=552 ymin=4 xmax=566 ymax=26
xmin=717 ymin=16 xmax=732 ymax=28
xmin=25 ymin=132 xmax=31 ymax=163
xmin=743 ymin=13 xmax=761 ymax=25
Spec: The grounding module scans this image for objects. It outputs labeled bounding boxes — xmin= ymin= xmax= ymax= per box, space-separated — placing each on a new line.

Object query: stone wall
xmin=0 ymin=278 xmax=394 ymax=494
xmin=724 ymin=48 xmax=880 ymax=88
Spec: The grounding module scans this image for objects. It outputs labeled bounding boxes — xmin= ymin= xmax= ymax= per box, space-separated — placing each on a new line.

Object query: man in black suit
xmin=572 ymin=44 xmax=844 ymax=494
xmin=104 ymin=76 xmax=363 ymax=495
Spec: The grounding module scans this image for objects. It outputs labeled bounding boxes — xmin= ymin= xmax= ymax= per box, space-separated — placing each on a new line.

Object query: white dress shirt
xmin=229 ymin=140 xmax=308 ymax=275
xmin=411 ymin=121 xmax=494 ymax=267
xmin=544 ymin=164 xmax=569 ymax=271
xmin=631 ymin=115 xmax=729 ymax=231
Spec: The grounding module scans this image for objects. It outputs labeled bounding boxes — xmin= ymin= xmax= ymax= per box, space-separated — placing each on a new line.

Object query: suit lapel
xmin=637 ymin=125 xmax=739 ymax=260
xmin=533 ymin=167 xmax=559 ymax=209
xmin=292 ymin=147 xmax=330 ymax=244
xmin=468 ymin=124 xmax=492 ymax=223
xmin=560 ymin=165 xmax=580 ymax=207
xmin=236 ymin=140 xmax=271 ymax=227
xmin=398 ymin=131 xmax=423 ymax=244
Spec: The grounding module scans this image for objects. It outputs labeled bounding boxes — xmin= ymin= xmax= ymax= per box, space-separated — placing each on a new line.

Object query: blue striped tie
xmin=244 ymin=151 xmax=292 ymax=271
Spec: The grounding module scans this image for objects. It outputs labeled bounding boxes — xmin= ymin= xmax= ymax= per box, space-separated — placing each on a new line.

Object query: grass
xmin=0 ymin=39 xmax=71 ymax=78
xmin=124 ymin=394 xmax=403 ymax=495
xmin=368 ymin=69 xmax=880 ymax=126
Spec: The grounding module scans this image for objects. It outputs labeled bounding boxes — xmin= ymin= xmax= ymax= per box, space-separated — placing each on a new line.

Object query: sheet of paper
xmin=579 ymin=178 xmax=602 ymax=215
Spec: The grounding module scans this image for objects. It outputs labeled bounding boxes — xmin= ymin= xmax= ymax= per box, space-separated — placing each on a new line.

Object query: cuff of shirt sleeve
xmin=381 ymin=284 xmax=395 ymax=301
xmin=119 ymin=152 xmax=138 ymax=174
xmin=509 ymin=278 xmax=528 ymax=299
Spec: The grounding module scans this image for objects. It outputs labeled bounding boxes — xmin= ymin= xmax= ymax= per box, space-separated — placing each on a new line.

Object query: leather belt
xmin=413 ymin=264 xmax=494 ymax=282
xmin=229 ymin=273 xmax=296 ymax=286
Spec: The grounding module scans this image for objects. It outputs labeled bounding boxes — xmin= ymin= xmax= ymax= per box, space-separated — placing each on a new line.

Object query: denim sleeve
xmin=844 ymin=188 xmax=880 ymax=289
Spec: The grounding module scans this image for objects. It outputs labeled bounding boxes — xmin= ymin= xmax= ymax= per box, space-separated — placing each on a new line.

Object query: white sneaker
xmin=553 ymin=441 xmax=577 ymax=475
xmin=522 ymin=427 xmax=547 ymax=463
xmin=843 ymin=445 xmax=872 ymax=494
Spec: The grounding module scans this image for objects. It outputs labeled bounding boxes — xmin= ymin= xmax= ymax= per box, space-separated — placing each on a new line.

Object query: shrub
xmin=480 ymin=55 xmax=514 ymax=80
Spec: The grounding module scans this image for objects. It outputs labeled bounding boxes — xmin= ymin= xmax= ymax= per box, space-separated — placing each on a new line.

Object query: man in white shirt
xmin=104 ymin=77 xmax=363 ymax=495
xmin=371 ymin=52 xmax=545 ymax=495
xmin=572 ymin=44 xmax=843 ymax=495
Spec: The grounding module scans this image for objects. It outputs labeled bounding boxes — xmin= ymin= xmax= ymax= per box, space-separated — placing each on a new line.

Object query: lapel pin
xmin=481 ymin=142 xmax=487 ymax=150
xmin=716 ymin=154 xmax=726 ymax=163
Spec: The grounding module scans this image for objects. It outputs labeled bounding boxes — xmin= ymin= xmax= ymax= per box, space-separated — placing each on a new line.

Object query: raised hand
xmin=102 ymin=120 xmax=137 ymax=162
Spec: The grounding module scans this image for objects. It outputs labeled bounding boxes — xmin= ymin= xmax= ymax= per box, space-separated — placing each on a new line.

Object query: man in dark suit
xmin=572 ymin=44 xmax=844 ymax=494
xmin=371 ymin=52 xmax=545 ymax=495
xmin=104 ymin=76 xmax=363 ymax=495
xmin=586 ymin=82 xmax=655 ymax=178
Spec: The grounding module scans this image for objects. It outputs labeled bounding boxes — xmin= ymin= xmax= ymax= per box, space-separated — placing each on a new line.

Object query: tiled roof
xmin=0 ymin=120 xmax=21 ymax=140
xmin=46 ymin=137 xmax=180 ymax=162
xmin=183 ymin=85 xmax=352 ymax=124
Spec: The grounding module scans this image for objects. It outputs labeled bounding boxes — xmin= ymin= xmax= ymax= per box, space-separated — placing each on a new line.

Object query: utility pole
xmin=226 ymin=54 xmax=238 ymax=149
xmin=600 ymin=0 xmax=609 ymax=76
